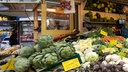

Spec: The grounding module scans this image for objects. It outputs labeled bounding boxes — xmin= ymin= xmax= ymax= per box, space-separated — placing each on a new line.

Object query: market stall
xmin=1 ymin=0 xmax=128 ymax=72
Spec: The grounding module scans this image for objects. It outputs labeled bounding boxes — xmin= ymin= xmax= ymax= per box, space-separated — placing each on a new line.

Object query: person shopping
xmin=9 ymin=29 xmax=18 ymax=47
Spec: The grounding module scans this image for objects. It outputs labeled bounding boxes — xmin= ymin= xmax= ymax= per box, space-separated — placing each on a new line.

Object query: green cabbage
xmin=42 ymin=53 xmax=59 ymax=67
xmin=14 ymin=57 xmax=30 ymax=72
xmin=32 ymin=55 xmax=44 ymax=69
xmin=38 ymin=34 xmax=53 ymax=48
xmin=19 ymin=46 xmax=35 ymax=58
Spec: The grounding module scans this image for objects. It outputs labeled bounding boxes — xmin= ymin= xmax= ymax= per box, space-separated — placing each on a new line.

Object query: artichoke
xmin=14 ymin=57 xmax=30 ymax=72
xmin=32 ymin=55 xmax=44 ymax=69
xmin=42 ymin=46 xmax=55 ymax=55
xmin=58 ymin=45 xmax=75 ymax=59
xmin=28 ymin=52 xmax=43 ymax=63
xmin=34 ymin=44 xmax=42 ymax=52
xmin=38 ymin=34 xmax=53 ymax=48
xmin=19 ymin=46 xmax=36 ymax=58
xmin=42 ymin=53 xmax=59 ymax=67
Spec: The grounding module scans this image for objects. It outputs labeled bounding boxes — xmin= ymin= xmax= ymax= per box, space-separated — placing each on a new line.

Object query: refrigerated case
xmin=20 ymin=21 xmax=34 ymax=42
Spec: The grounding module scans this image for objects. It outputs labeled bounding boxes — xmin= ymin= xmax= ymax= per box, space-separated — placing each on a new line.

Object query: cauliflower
xmin=85 ymin=52 xmax=99 ymax=62
xmin=123 ymin=64 xmax=128 ymax=72
xmin=82 ymin=62 xmax=90 ymax=69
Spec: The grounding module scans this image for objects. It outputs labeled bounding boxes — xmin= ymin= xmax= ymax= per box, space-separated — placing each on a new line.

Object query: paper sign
xmin=100 ymin=30 xmax=108 ymax=36
xmin=64 ymin=0 xmax=75 ymax=14
xmin=62 ymin=58 xmax=81 ymax=71
xmin=110 ymin=40 xmax=117 ymax=45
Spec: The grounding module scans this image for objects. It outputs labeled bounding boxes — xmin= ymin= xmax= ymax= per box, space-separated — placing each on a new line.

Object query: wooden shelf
xmin=83 ymin=21 xmax=124 ymax=31
xmin=84 ymin=21 xmax=117 ymax=25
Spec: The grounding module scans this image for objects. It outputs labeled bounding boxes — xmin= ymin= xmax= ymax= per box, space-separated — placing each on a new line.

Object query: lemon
xmin=101 ymin=3 xmax=104 ymax=8
xmin=93 ymin=3 xmax=97 ymax=7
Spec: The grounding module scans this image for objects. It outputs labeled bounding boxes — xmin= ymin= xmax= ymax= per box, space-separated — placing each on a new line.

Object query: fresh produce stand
xmin=1 ymin=0 xmax=128 ymax=72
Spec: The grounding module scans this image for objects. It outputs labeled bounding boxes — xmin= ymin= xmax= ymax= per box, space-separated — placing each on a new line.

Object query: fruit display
xmin=84 ymin=0 xmax=124 ymax=14
xmin=13 ymin=34 xmax=76 ymax=72
xmin=85 ymin=11 xmax=118 ymax=22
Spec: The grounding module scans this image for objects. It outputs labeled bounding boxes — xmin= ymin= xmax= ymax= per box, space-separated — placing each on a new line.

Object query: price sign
xmin=110 ymin=40 xmax=117 ymax=45
xmin=62 ymin=58 xmax=81 ymax=71
xmin=100 ymin=30 xmax=108 ymax=36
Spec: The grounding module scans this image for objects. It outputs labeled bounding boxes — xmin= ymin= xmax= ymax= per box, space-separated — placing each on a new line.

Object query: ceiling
xmin=0 ymin=0 xmax=61 ymax=17
xmin=0 ymin=0 xmax=128 ymax=17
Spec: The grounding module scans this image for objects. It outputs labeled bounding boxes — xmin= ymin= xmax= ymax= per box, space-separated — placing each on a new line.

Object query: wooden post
xmin=41 ymin=0 xmax=46 ymax=35
xmin=33 ymin=9 xmax=38 ymax=42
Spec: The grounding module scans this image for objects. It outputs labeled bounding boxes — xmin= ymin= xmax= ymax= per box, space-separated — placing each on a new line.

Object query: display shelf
xmin=83 ymin=21 xmax=124 ymax=31
xmin=83 ymin=21 xmax=123 ymax=27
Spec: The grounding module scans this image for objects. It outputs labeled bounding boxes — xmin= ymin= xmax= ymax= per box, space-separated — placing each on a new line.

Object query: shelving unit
xmin=20 ymin=21 xmax=34 ymax=42
xmin=83 ymin=21 xmax=124 ymax=31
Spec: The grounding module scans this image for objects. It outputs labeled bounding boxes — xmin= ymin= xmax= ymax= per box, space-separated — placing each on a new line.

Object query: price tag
xmin=110 ymin=40 xmax=117 ymax=45
xmin=100 ymin=30 xmax=108 ymax=36
xmin=62 ymin=58 xmax=81 ymax=71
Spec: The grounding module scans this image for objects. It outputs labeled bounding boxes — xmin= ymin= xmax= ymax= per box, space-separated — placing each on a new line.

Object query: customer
xmin=9 ymin=29 xmax=18 ymax=47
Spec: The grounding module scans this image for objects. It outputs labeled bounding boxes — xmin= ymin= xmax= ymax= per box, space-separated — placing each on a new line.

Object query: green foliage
xmin=92 ymin=39 xmax=106 ymax=46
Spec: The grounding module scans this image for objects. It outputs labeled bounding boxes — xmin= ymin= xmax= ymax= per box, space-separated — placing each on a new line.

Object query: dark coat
xmin=9 ymin=33 xmax=18 ymax=46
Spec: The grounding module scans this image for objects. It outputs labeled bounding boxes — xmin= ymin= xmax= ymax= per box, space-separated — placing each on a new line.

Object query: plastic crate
xmin=121 ymin=27 xmax=128 ymax=38
xmin=39 ymin=53 xmax=82 ymax=72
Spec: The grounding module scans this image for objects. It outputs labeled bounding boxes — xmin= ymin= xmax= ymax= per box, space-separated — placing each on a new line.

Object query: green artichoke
xmin=34 ymin=44 xmax=42 ymax=52
xmin=42 ymin=53 xmax=59 ymax=67
xmin=58 ymin=45 xmax=75 ymax=59
xmin=42 ymin=46 xmax=55 ymax=55
xmin=28 ymin=52 xmax=43 ymax=63
xmin=14 ymin=57 xmax=30 ymax=72
xmin=32 ymin=55 xmax=44 ymax=69
xmin=19 ymin=46 xmax=36 ymax=58
xmin=38 ymin=34 xmax=53 ymax=48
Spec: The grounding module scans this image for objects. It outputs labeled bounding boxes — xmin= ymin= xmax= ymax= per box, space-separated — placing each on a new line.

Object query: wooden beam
xmin=33 ymin=9 xmax=39 ymax=42
xmin=41 ymin=0 xmax=46 ymax=35
xmin=32 ymin=3 xmax=41 ymax=11
xmin=42 ymin=0 xmax=46 ymax=4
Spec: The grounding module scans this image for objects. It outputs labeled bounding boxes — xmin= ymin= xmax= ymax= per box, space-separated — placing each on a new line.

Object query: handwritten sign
xmin=100 ymin=30 xmax=108 ymax=36
xmin=62 ymin=58 xmax=81 ymax=71
xmin=110 ymin=40 xmax=117 ymax=45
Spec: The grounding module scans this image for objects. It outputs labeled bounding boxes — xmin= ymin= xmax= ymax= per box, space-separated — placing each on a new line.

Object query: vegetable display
xmin=10 ymin=28 xmax=128 ymax=72
xmin=14 ymin=34 xmax=76 ymax=71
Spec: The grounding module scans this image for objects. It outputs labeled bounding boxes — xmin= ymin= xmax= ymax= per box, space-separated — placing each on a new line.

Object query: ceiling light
xmin=46 ymin=8 xmax=56 ymax=12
